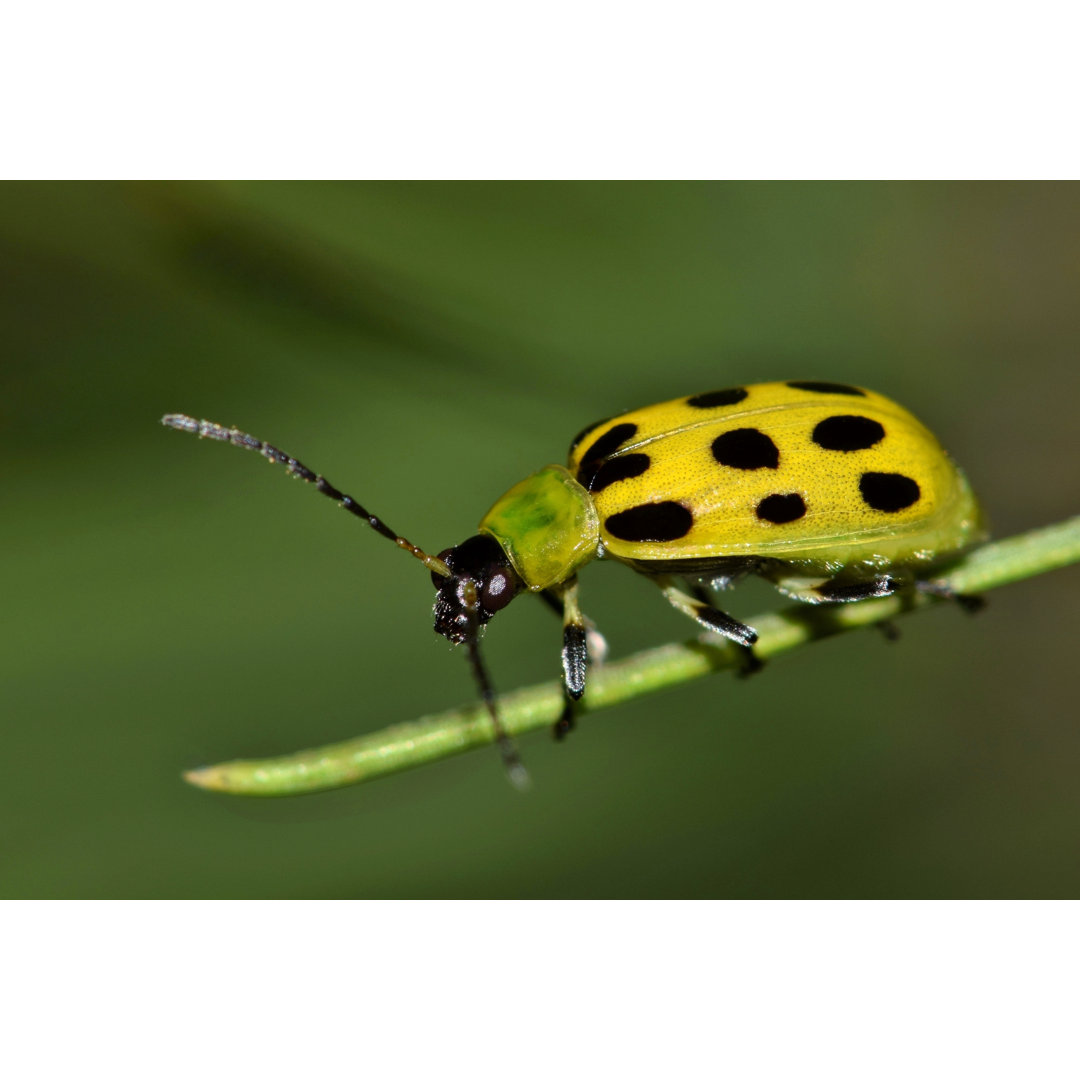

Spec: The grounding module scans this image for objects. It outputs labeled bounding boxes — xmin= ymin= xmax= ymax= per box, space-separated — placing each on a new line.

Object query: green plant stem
xmin=185 ymin=516 xmax=1080 ymax=796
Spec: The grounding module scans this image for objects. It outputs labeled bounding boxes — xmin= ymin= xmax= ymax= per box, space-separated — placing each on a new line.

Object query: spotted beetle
xmin=163 ymin=380 xmax=985 ymax=787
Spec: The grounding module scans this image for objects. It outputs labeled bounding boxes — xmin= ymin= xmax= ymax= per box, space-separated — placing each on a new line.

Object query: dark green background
xmin=4 ymin=182 xmax=1078 ymax=898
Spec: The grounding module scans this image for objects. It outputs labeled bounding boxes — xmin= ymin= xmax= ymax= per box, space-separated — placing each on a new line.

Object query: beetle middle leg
xmin=658 ymin=577 xmax=762 ymax=674
xmin=682 ymin=580 xmax=763 ymax=675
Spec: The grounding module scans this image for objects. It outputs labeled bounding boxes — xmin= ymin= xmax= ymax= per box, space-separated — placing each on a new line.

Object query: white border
xmin=4 ymin=3 xmax=1078 ymax=178
xmin=3 ymin=902 xmax=1076 ymax=1078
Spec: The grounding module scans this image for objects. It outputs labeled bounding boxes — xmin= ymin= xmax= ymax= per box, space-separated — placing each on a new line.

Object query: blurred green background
xmin=3 ymin=181 xmax=1078 ymax=898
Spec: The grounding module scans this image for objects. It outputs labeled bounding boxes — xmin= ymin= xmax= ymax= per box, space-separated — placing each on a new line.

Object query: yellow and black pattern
xmin=567 ymin=381 xmax=982 ymax=566
xmin=165 ymin=379 xmax=988 ymax=770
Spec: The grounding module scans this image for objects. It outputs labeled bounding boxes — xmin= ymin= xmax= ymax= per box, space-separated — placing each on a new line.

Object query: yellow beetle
xmin=164 ymin=380 xmax=985 ymax=787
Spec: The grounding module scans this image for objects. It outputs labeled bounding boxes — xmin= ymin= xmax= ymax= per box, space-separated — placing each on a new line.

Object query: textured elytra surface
xmin=566 ymin=381 xmax=983 ymax=564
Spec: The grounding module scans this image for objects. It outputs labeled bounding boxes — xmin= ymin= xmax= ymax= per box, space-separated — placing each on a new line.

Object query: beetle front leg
xmin=541 ymin=588 xmax=608 ymax=666
xmin=546 ymin=577 xmax=588 ymax=740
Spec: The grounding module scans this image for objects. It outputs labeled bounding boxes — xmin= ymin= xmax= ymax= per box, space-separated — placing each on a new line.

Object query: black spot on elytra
xmin=812 ymin=414 xmax=885 ymax=451
xmin=686 ymin=387 xmax=748 ymax=409
xmin=859 ymin=472 xmax=920 ymax=512
xmin=756 ymin=493 xmax=807 ymax=524
xmin=712 ymin=428 xmax=779 ymax=470
xmin=576 ymin=422 xmax=638 ymax=487
xmin=588 ymin=453 xmax=651 ymax=493
xmin=787 ymin=380 xmax=865 ymax=397
xmin=569 ymin=416 xmax=610 ymax=454
xmin=605 ymin=501 xmax=693 ymax=542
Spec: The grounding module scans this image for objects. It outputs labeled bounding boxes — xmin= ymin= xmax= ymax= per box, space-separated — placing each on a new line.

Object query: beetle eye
xmin=481 ymin=571 xmax=515 ymax=613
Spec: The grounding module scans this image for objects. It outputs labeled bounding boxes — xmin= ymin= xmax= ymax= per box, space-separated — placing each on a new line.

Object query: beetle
xmin=163 ymin=380 xmax=986 ymax=787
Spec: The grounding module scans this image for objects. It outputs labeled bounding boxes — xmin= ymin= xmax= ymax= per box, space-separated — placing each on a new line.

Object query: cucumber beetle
xmin=163 ymin=380 xmax=985 ymax=787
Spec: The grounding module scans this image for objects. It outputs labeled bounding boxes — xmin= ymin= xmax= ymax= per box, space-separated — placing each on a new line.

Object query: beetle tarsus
xmin=553 ymin=699 xmax=577 ymax=740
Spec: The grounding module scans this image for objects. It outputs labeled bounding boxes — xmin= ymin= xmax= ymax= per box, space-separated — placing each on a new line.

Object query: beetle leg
xmin=658 ymin=577 xmax=761 ymax=676
xmin=915 ymin=579 xmax=986 ymax=613
xmin=539 ymin=590 xmax=563 ymax=617
xmin=815 ymin=578 xmax=904 ymax=644
xmin=682 ymin=579 xmax=762 ymax=675
xmin=685 ymin=582 xmax=713 ymax=606
xmin=814 ymin=576 xmax=899 ymax=603
xmin=547 ymin=577 xmax=589 ymax=740
xmin=541 ymin=587 xmax=608 ymax=666
xmin=660 ymin=578 xmax=757 ymax=646
xmin=814 ymin=575 xmax=985 ymax=614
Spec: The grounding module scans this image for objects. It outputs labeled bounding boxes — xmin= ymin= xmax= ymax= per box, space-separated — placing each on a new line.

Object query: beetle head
xmin=432 ymin=534 xmax=523 ymax=644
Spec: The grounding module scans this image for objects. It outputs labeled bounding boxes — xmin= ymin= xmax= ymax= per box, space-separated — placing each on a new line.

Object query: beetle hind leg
xmin=813 ymin=575 xmax=899 ymax=603
xmin=811 ymin=577 xmax=905 ymax=643
xmin=915 ymin=578 xmax=986 ymax=614
xmin=814 ymin=574 xmax=985 ymax=615
xmin=812 ymin=574 xmax=983 ymax=636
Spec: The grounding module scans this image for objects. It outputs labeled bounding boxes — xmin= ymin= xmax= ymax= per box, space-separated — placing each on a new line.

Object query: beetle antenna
xmin=162 ymin=414 xmax=451 ymax=578
xmin=462 ymin=582 xmax=530 ymax=791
